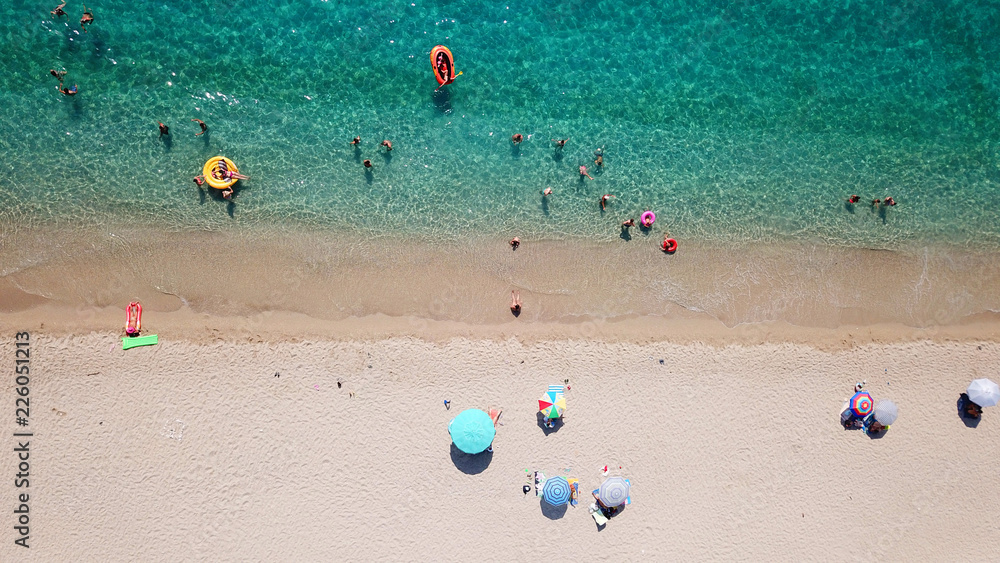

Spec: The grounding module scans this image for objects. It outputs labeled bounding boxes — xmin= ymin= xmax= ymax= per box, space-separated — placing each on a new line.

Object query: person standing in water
xmin=158 ymin=122 xmax=170 ymax=137
xmin=600 ymin=194 xmax=614 ymax=210
xmin=351 ymin=136 xmax=361 ymax=145
xmin=511 ymin=133 xmax=523 ymax=144
xmin=381 ymin=139 xmax=393 ymax=151
xmin=552 ymin=138 xmax=568 ymax=148
xmin=579 ymin=165 xmax=593 ymax=180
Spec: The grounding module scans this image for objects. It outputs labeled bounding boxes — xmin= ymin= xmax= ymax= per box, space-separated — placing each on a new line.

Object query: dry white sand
xmin=2 ymin=332 xmax=999 ymax=561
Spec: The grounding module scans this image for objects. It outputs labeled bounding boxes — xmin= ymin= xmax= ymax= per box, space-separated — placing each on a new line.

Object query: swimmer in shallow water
xmin=193 ymin=175 xmax=205 ymax=186
xmin=884 ymin=196 xmax=896 ymax=206
xmin=600 ymin=194 xmax=614 ymax=210
xmin=51 ymin=2 xmax=67 ymax=17
xmin=622 ymin=218 xmax=635 ymax=228
xmin=191 ymin=118 xmax=207 ymax=136
xmin=158 ymin=122 xmax=169 ymax=137
xmin=222 ymin=187 xmax=233 ymax=200
xmin=351 ymin=136 xmax=361 ymax=145
xmin=363 ymin=159 xmax=372 ymax=168
xmin=381 ymin=139 xmax=393 ymax=151
xmin=847 ymin=195 xmax=860 ymax=204
xmin=511 ymin=133 xmax=523 ymax=144
xmin=49 ymin=69 xmax=66 ymax=80
xmin=80 ymin=5 xmax=94 ymax=31
xmin=542 ymin=187 xmax=552 ymax=196
xmin=552 ymin=138 xmax=568 ymax=148
xmin=57 ymin=82 xmax=77 ymax=96
xmin=579 ymin=165 xmax=593 ymax=180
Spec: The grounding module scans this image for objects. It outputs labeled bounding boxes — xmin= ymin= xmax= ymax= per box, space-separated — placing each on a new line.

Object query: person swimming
xmin=363 ymin=159 xmax=372 ymax=168
xmin=884 ymin=196 xmax=896 ymax=206
xmin=222 ymin=187 xmax=233 ymax=200
xmin=351 ymin=136 xmax=361 ymax=145
xmin=381 ymin=140 xmax=393 ymax=151
xmin=511 ymin=133 xmax=523 ymax=144
xmin=191 ymin=118 xmax=207 ymax=136
xmin=158 ymin=122 xmax=169 ymax=137
xmin=193 ymin=175 xmax=205 ymax=186
xmin=80 ymin=5 xmax=94 ymax=31
xmin=51 ymin=2 xmax=67 ymax=17
xmin=552 ymin=138 xmax=568 ymax=148
xmin=579 ymin=165 xmax=593 ymax=180
xmin=57 ymin=82 xmax=77 ymax=96
xmin=49 ymin=69 xmax=67 ymax=80
xmin=847 ymin=195 xmax=861 ymax=204
xmin=542 ymin=187 xmax=552 ymax=196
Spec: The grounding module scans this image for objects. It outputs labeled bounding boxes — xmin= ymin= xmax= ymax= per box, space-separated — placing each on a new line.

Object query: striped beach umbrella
xmin=538 ymin=384 xmax=566 ymax=420
xmin=967 ymin=379 xmax=1000 ymax=408
xmin=598 ymin=476 xmax=630 ymax=507
xmin=541 ymin=476 xmax=571 ymax=506
xmin=873 ymin=400 xmax=899 ymax=425
xmin=448 ymin=409 xmax=496 ymax=454
xmin=850 ymin=391 xmax=874 ymax=417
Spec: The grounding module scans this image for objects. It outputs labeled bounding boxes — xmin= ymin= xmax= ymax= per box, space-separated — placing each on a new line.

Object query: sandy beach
xmin=2 ymin=320 xmax=999 ymax=561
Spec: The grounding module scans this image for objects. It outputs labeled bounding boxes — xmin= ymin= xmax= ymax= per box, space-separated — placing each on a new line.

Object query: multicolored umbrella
xmin=850 ymin=391 xmax=874 ymax=417
xmin=967 ymin=378 xmax=1000 ymax=408
xmin=599 ymin=476 xmax=630 ymax=506
xmin=538 ymin=384 xmax=566 ymax=420
xmin=448 ymin=409 xmax=496 ymax=454
xmin=873 ymin=400 xmax=898 ymax=425
xmin=541 ymin=475 xmax=571 ymax=506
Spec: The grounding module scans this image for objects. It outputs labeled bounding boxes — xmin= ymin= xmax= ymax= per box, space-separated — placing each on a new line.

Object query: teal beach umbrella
xmin=449 ymin=409 xmax=496 ymax=454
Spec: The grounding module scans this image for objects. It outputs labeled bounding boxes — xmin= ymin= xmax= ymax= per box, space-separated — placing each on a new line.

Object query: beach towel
xmin=591 ymin=509 xmax=608 ymax=526
xmin=534 ymin=471 xmax=545 ymax=497
xmin=568 ymin=478 xmax=579 ymax=506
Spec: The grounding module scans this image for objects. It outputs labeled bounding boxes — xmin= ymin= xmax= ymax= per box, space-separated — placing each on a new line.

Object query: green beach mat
xmin=122 ymin=334 xmax=158 ymax=350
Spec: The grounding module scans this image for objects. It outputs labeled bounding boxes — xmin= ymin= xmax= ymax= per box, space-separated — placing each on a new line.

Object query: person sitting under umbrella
xmin=961 ymin=393 xmax=983 ymax=419
xmin=591 ymin=491 xmax=620 ymax=518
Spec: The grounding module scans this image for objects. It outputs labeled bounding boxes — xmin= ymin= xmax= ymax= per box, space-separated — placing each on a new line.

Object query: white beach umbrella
xmin=967 ymin=379 xmax=1000 ymax=407
xmin=872 ymin=400 xmax=898 ymax=425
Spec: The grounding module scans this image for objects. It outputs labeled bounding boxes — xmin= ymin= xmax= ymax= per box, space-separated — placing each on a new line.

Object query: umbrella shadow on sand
xmin=536 ymin=412 xmax=564 ymax=435
xmin=449 ymin=443 xmax=492 ymax=475
xmin=958 ymin=394 xmax=981 ymax=428
xmin=540 ymin=499 xmax=568 ymax=520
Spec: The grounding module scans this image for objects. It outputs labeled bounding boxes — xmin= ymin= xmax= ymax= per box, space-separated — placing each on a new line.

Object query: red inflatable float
xmin=662 ymin=238 xmax=678 ymax=253
xmin=431 ymin=45 xmax=461 ymax=89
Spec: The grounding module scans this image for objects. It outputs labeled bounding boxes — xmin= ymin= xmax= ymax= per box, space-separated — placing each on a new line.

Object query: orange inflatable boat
xmin=431 ymin=45 xmax=457 ymax=86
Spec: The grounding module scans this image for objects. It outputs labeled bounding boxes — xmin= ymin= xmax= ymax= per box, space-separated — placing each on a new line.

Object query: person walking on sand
xmin=509 ymin=237 xmax=520 ymax=250
xmin=511 ymin=133 xmax=523 ymax=144
xmin=510 ymin=290 xmax=522 ymax=315
xmin=191 ymin=118 xmax=207 ymax=136
xmin=600 ymin=194 xmax=614 ymax=210
xmin=158 ymin=122 xmax=169 ymax=137
xmin=51 ymin=2 xmax=67 ymax=17
xmin=579 ymin=165 xmax=593 ymax=180
xmin=552 ymin=138 xmax=568 ymax=148
xmin=381 ymin=139 xmax=393 ymax=151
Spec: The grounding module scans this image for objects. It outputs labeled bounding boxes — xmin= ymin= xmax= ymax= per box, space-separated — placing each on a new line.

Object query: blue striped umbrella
xmin=541 ymin=476 xmax=571 ymax=506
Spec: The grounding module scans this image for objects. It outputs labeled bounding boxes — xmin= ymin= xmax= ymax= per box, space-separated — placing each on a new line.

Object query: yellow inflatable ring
xmin=202 ymin=156 xmax=239 ymax=189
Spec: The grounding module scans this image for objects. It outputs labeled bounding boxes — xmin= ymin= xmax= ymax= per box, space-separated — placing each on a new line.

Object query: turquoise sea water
xmin=1 ymin=0 xmax=999 ymax=248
